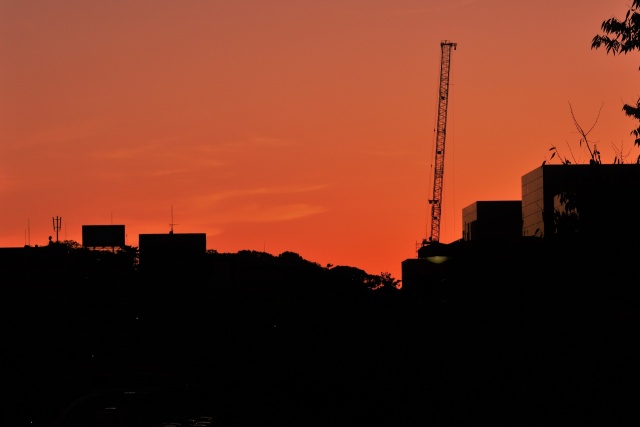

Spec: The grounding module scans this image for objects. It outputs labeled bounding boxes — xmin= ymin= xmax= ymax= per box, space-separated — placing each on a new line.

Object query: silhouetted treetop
xmin=592 ymin=0 xmax=640 ymax=149
xmin=592 ymin=1 xmax=640 ymax=55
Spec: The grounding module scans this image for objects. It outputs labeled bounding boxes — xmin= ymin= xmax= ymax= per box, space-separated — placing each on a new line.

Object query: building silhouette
xmin=402 ymin=163 xmax=640 ymax=292
xmin=138 ymin=232 xmax=207 ymax=275
xmin=82 ymin=224 xmax=126 ymax=249
xmin=462 ymin=200 xmax=522 ymax=243
xmin=522 ymin=164 xmax=640 ymax=241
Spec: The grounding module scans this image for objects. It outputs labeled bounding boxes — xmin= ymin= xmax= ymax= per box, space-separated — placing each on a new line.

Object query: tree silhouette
xmin=592 ymin=0 xmax=640 ymax=152
xmin=548 ymin=102 xmax=603 ymax=165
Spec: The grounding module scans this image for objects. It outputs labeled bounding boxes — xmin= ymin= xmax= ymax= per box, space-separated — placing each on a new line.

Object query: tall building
xmin=521 ymin=164 xmax=640 ymax=241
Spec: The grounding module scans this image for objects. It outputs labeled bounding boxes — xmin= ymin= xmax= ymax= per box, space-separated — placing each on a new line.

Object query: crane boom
xmin=426 ymin=40 xmax=456 ymax=245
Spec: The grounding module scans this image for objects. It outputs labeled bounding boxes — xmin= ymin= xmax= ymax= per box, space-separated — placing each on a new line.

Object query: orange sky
xmin=1 ymin=1 xmax=638 ymax=280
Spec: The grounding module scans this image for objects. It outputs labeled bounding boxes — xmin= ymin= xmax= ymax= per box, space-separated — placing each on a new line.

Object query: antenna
xmin=169 ymin=205 xmax=179 ymax=234
xmin=53 ymin=216 xmax=62 ymax=243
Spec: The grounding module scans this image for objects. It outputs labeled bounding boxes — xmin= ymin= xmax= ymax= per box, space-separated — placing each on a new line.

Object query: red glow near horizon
xmin=1 ymin=1 xmax=638 ymax=280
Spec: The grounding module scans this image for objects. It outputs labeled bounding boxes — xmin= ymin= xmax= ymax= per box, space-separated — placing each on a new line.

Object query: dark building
xmin=138 ymin=232 xmax=207 ymax=274
xmin=403 ymin=163 xmax=640 ymax=292
xmin=400 ymin=257 xmax=443 ymax=299
xmin=462 ymin=200 xmax=522 ymax=242
xmin=521 ymin=164 xmax=640 ymax=241
xmin=402 ymin=241 xmax=461 ymax=299
xmin=403 ymin=200 xmax=521 ymax=295
xmin=82 ymin=225 xmax=126 ymax=249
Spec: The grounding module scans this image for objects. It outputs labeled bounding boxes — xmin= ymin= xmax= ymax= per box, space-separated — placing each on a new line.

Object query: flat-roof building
xmin=521 ymin=164 xmax=640 ymax=241
xmin=462 ymin=201 xmax=522 ymax=242
xmin=402 ymin=163 xmax=640 ymax=293
xmin=82 ymin=225 xmax=126 ymax=249
xmin=138 ymin=232 xmax=207 ymax=274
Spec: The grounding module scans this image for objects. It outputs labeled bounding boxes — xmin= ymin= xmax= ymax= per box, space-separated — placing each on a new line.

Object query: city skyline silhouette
xmin=3 ymin=0 xmax=640 ymax=424
xmin=1 ymin=1 xmax=637 ymax=281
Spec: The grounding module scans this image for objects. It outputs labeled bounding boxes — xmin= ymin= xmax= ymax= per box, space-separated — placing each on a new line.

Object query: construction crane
xmin=423 ymin=40 xmax=456 ymax=248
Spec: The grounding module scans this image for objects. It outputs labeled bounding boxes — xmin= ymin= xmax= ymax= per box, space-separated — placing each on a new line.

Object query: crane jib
xmin=427 ymin=40 xmax=456 ymax=245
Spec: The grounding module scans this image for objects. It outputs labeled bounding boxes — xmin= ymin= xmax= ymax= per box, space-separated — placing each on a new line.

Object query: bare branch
xmin=565 ymin=139 xmax=578 ymax=164
xmin=568 ymin=101 xmax=600 ymax=164
xmin=612 ymin=140 xmax=633 ymax=164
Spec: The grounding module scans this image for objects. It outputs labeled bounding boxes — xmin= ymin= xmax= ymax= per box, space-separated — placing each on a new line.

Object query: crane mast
xmin=425 ymin=40 xmax=456 ymax=246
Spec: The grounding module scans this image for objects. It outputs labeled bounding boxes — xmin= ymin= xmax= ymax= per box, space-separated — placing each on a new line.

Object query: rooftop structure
xmin=462 ymin=201 xmax=522 ymax=242
xmin=522 ymin=164 xmax=640 ymax=241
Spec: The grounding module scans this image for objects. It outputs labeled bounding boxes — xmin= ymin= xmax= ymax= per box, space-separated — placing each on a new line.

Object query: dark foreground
xmin=2 ymin=243 xmax=640 ymax=425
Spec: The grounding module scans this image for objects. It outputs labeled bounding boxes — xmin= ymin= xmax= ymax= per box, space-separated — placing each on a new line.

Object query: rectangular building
xmin=138 ymin=232 xmax=207 ymax=274
xmin=521 ymin=164 xmax=640 ymax=241
xmin=462 ymin=201 xmax=522 ymax=242
xmin=82 ymin=225 xmax=126 ymax=248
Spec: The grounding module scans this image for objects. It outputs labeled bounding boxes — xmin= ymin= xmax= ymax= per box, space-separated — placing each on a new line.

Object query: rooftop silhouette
xmin=3 ymin=221 xmax=640 ymax=425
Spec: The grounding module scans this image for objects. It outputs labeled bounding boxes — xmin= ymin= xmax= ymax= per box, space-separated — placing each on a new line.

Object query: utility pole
xmin=169 ymin=205 xmax=179 ymax=234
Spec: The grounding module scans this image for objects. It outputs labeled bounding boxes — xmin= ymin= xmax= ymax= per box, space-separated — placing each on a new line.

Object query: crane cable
xmin=448 ymin=83 xmax=456 ymax=242
xmin=425 ymin=82 xmax=439 ymax=242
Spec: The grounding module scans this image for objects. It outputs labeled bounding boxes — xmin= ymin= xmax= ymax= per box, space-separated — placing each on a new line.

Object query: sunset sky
xmin=1 ymin=1 xmax=638 ymax=280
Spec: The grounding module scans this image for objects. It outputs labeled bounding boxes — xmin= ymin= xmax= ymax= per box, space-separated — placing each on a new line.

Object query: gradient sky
xmin=1 ymin=0 xmax=638 ymax=280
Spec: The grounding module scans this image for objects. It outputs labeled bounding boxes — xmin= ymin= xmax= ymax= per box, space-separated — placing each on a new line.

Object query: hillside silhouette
xmin=2 ymin=240 xmax=640 ymax=425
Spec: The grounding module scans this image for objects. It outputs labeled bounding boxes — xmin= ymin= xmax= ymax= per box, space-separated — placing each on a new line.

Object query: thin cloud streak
xmin=216 ymin=203 xmax=327 ymax=223
xmin=5 ymin=119 xmax=104 ymax=150
xmin=196 ymin=184 xmax=329 ymax=205
xmin=94 ymin=144 xmax=227 ymax=171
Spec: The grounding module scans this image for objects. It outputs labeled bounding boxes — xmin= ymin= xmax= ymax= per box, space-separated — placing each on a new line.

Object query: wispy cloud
xmin=248 ymin=136 xmax=291 ymax=147
xmin=253 ymin=203 xmax=326 ymax=222
xmin=96 ymin=145 xmax=153 ymax=160
xmin=191 ymin=185 xmax=328 ymax=223
xmin=16 ymin=119 xmax=103 ymax=149
xmin=197 ymin=184 xmax=328 ymax=204
xmin=146 ymin=167 xmax=198 ymax=177
xmin=94 ymin=142 xmax=226 ymax=174
xmin=220 ymin=203 xmax=327 ymax=223
xmin=212 ymin=135 xmax=293 ymax=153
xmin=94 ymin=134 xmax=290 ymax=165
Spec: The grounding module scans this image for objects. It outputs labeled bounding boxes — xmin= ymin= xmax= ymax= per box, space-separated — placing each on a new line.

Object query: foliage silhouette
xmin=592 ymin=0 xmax=640 ymax=152
xmin=3 ymin=242 xmax=640 ymax=425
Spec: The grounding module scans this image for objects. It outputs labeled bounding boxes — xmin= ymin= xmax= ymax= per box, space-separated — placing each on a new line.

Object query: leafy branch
xmin=592 ymin=0 xmax=640 ymax=146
